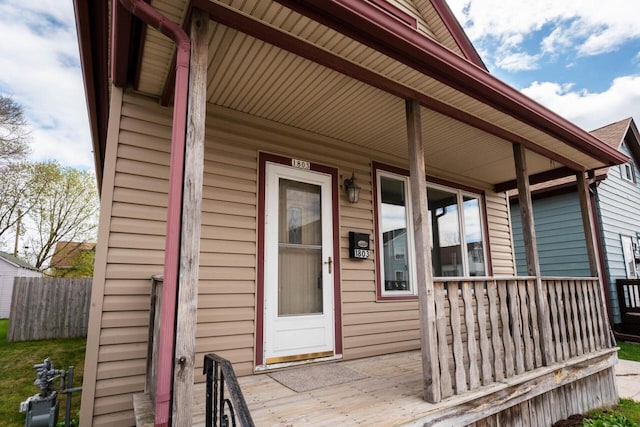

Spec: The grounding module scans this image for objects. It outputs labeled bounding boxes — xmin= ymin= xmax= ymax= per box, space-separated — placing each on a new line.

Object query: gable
xmin=409 ymin=0 xmax=486 ymax=68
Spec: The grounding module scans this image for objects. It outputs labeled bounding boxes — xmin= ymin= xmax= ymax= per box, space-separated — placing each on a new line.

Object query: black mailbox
xmin=349 ymin=232 xmax=370 ymax=259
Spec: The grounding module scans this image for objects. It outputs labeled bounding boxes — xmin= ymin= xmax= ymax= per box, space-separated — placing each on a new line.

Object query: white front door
xmin=264 ymin=162 xmax=335 ymax=364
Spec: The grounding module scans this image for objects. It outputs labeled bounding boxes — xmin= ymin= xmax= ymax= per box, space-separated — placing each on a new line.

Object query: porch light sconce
xmin=344 ymin=172 xmax=361 ymax=204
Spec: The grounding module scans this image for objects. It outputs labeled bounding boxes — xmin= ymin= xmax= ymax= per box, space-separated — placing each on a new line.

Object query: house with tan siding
xmin=74 ymin=1 xmax=628 ymax=426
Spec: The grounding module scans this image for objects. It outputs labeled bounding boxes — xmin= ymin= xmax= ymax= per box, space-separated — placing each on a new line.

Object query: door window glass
xmin=278 ymin=179 xmax=323 ymax=315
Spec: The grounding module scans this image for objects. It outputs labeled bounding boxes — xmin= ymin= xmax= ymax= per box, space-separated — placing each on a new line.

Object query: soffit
xmin=207 ymin=20 xmax=561 ymax=187
xmin=134 ymin=0 xmax=607 ymax=187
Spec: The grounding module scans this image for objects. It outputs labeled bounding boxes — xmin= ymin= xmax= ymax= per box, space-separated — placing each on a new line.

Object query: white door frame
xmin=263 ymin=161 xmax=336 ymax=365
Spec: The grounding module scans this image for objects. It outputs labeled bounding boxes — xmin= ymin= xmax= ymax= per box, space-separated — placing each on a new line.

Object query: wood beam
xmin=406 ymin=99 xmax=441 ymax=403
xmin=513 ymin=143 xmax=555 ymax=365
xmin=576 ymin=172 xmax=614 ymax=346
xmin=494 ymin=166 xmax=576 ymax=193
xmin=576 ymin=172 xmax=600 ymax=277
xmin=172 ymin=8 xmax=208 ymax=426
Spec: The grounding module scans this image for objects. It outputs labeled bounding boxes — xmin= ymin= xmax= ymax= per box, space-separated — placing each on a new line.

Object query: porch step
xmin=132 ymin=393 xmax=154 ymax=427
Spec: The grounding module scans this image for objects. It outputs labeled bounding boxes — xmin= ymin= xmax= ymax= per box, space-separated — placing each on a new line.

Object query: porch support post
xmin=406 ymin=99 xmax=441 ymax=403
xmin=513 ymin=143 xmax=555 ymax=365
xmin=576 ymin=172 xmax=600 ymax=277
xmin=576 ymin=171 xmax=614 ymax=345
xmin=172 ymin=8 xmax=208 ymax=425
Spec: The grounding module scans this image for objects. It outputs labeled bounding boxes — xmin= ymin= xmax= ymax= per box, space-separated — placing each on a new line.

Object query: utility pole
xmin=13 ymin=210 xmax=21 ymax=257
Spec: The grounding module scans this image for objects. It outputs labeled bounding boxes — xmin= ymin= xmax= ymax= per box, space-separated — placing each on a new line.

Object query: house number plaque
xmin=291 ymin=159 xmax=310 ymax=170
xmin=349 ymin=232 xmax=370 ymax=259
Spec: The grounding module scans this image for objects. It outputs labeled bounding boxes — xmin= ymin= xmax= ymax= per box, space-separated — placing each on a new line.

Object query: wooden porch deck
xmin=187 ymin=347 xmax=617 ymax=427
xmin=192 ymin=351 xmax=430 ymax=426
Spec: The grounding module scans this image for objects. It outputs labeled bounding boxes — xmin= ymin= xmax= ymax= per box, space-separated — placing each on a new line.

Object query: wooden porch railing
xmin=145 ymin=275 xmax=163 ymax=407
xmin=433 ymin=277 xmax=612 ymax=399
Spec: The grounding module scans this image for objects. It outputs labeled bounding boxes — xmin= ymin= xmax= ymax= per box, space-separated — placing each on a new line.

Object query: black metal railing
xmin=203 ymin=354 xmax=254 ymax=427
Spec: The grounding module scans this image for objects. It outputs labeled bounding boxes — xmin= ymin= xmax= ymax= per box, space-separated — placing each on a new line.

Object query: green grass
xmin=0 ymin=319 xmax=86 ymax=427
xmin=585 ymin=399 xmax=640 ymax=425
xmin=618 ymin=341 xmax=640 ymax=362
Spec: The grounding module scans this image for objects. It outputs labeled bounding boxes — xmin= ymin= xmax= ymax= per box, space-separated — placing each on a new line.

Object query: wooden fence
xmin=7 ymin=277 xmax=92 ymax=342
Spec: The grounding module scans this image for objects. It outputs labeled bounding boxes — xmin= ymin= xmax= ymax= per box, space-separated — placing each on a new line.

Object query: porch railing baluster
xmin=431 ymin=276 xmax=612 ymax=400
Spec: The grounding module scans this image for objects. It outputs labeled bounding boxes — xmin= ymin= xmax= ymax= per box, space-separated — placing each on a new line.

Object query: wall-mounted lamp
xmin=344 ymin=172 xmax=361 ymax=204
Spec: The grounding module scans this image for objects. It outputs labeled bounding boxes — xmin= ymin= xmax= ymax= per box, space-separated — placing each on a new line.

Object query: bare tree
xmin=0 ymin=162 xmax=50 ymax=248
xmin=0 ymin=94 xmax=30 ymax=163
xmin=24 ymin=162 xmax=99 ymax=269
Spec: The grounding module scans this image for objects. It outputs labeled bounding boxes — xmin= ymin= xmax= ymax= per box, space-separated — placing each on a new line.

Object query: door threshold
xmin=255 ymin=353 xmax=343 ymax=372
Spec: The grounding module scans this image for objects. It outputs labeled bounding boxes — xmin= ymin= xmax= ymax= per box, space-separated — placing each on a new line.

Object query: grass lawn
xmin=585 ymin=398 xmax=640 ymax=425
xmin=619 ymin=340 xmax=640 ymax=363
xmin=0 ymin=319 xmax=86 ymax=427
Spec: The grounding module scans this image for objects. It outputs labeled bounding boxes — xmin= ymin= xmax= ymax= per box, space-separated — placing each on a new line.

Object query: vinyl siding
xmin=91 ymin=92 xmax=171 ymax=426
xmin=86 ymin=90 xmax=516 ymax=424
xmin=511 ymin=192 xmax=591 ymax=278
xmin=486 ymin=192 xmax=516 ymax=276
xmin=596 ymin=144 xmax=640 ymax=324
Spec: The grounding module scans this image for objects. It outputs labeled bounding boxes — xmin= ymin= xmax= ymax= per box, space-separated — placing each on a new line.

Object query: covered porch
xmin=76 ymin=0 xmax=628 ymax=425
xmin=136 ymin=276 xmax=618 ymax=426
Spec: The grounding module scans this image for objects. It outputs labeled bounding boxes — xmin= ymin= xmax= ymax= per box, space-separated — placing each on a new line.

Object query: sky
xmin=445 ymin=0 xmax=640 ymax=131
xmin=1 ymin=1 xmax=640 ymax=172
xmin=0 ymin=0 xmax=92 ymax=169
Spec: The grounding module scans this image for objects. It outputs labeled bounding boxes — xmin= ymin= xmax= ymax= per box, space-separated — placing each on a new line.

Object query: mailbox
xmin=349 ymin=232 xmax=370 ymax=259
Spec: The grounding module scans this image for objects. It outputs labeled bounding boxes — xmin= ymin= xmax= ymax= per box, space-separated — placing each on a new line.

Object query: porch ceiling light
xmin=344 ymin=172 xmax=361 ymax=204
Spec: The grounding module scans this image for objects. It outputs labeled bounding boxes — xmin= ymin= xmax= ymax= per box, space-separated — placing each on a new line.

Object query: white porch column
xmin=513 ymin=143 xmax=555 ymax=365
xmin=172 ymin=8 xmax=209 ymax=425
xmin=406 ymin=99 xmax=441 ymax=403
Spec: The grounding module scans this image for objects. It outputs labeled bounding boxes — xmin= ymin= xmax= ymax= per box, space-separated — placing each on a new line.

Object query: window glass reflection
xmin=380 ymin=176 xmax=411 ymax=291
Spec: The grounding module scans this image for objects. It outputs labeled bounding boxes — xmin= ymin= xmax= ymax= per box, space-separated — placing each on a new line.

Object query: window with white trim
xmin=621 ymin=163 xmax=635 ymax=183
xmin=621 ymin=235 xmax=638 ymax=279
xmin=376 ymin=171 xmax=416 ymax=296
xmin=374 ymin=166 xmax=489 ymax=298
xmin=427 ymin=183 xmax=487 ymax=277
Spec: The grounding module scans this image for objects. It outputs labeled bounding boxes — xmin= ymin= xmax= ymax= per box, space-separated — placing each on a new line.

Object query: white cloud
xmin=541 ymin=27 xmax=572 ymax=54
xmin=0 ymin=0 xmax=92 ymax=169
xmin=521 ymin=75 xmax=640 ymax=131
xmin=495 ymin=52 xmax=540 ymax=71
xmin=445 ymin=0 xmax=640 ymax=70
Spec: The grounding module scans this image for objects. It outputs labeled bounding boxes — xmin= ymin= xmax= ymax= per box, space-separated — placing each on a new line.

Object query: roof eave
xmin=274 ymin=0 xmax=628 ymax=167
xmin=80 ymin=0 xmax=629 ymax=177
xmin=73 ymin=0 xmax=110 ymax=191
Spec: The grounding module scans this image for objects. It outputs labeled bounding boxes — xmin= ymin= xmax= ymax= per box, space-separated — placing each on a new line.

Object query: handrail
xmin=203 ymin=353 xmax=254 ymax=427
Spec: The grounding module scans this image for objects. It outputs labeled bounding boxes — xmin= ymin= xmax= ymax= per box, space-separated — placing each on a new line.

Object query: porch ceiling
xmin=133 ymin=0 xmax=618 ymax=188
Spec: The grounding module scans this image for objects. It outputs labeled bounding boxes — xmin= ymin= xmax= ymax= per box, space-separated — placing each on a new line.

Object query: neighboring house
xmin=49 ymin=241 xmax=97 ymax=277
xmin=0 ymin=252 xmax=41 ymax=318
xmin=75 ymin=1 xmax=627 ymax=426
xmin=511 ymin=117 xmax=640 ymax=332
